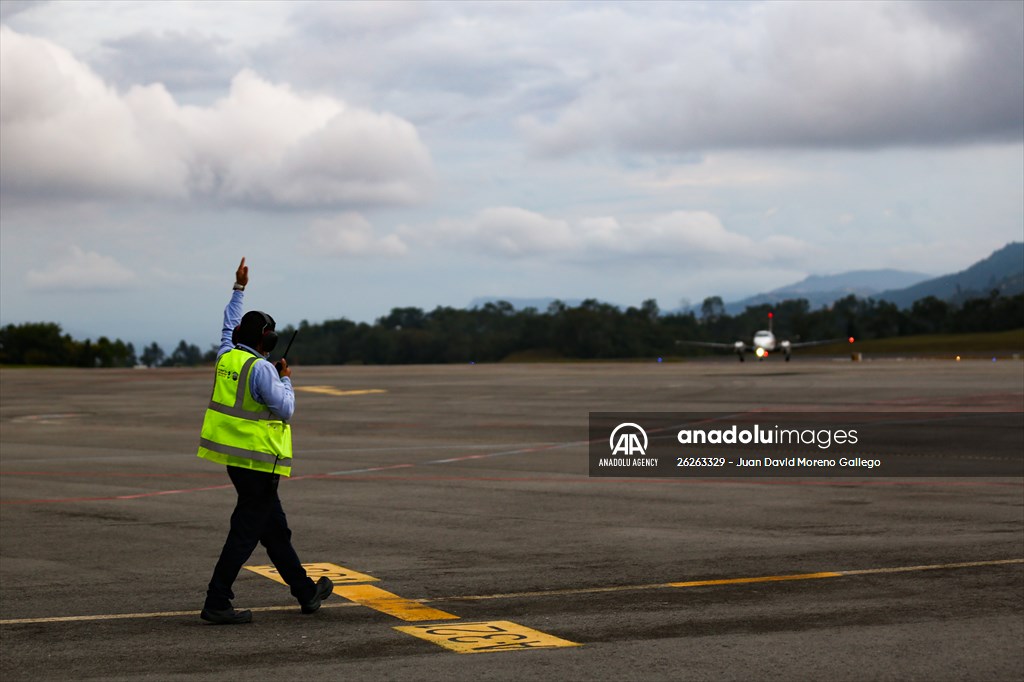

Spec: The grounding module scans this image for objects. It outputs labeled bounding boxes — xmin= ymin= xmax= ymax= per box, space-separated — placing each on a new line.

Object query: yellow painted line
xmin=246 ymin=562 xmax=379 ymax=585
xmin=667 ymin=571 xmax=843 ymax=588
xmin=296 ymin=386 xmax=387 ymax=397
xmin=395 ymin=620 xmax=581 ymax=654
xmin=3 ymin=558 xmax=1021 ymax=626
xmin=246 ymin=562 xmax=458 ymax=622
xmin=839 ymin=558 xmax=1024 ymax=576
xmin=333 ymin=584 xmax=459 ymax=622
xmin=442 ymin=582 xmax=672 ymax=601
xmin=436 ymin=558 xmax=1024 ymax=602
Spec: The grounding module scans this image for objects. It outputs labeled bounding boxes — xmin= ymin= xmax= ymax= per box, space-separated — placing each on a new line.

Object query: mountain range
xmin=721 ymin=269 xmax=931 ymax=315
xmin=471 ymin=242 xmax=1024 ymax=314
xmin=874 ymin=242 xmax=1023 ymax=308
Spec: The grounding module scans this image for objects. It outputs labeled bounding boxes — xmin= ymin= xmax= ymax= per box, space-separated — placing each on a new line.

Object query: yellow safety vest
xmin=197 ymin=348 xmax=293 ymax=476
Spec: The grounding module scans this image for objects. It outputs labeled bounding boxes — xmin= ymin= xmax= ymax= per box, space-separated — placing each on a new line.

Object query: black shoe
xmin=300 ymin=576 xmax=334 ymax=614
xmin=200 ymin=607 xmax=253 ymax=625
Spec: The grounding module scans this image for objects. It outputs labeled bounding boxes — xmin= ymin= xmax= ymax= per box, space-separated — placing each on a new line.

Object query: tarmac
xmin=1 ymin=358 xmax=1022 ymax=681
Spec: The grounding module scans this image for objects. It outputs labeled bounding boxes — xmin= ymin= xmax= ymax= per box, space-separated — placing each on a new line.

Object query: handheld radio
xmin=275 ymin=330 xmax=298 ymax=374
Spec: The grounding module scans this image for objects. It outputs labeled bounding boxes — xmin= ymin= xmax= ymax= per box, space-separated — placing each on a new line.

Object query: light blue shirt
xmin=217 ymin=290 xmax=294 ymax=421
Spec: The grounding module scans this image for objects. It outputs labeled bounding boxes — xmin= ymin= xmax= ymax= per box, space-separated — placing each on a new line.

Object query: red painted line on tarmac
xmin=0 ymin=482 xmax=236 ymax=505
xmin=0 ymin=471 xmax=336 ymax=506
xmin=862 ymin=393 xmax=1024 ymax=409
xmin=0 ymin=471 xmax=224 ymax=479
xmin=0 ymin=470 xmax=327 ymax=506
xmin=111 ymin=483 xmax=237 ymax=499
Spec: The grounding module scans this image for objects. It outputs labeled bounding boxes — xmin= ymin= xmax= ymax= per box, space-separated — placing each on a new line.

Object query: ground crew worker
xmin=198 ymin=257 xmax=331 ymax=625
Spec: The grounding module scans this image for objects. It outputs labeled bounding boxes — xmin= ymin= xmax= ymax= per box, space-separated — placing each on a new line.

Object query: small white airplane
xmin=679 ymin=312 xmax=853 ymax=362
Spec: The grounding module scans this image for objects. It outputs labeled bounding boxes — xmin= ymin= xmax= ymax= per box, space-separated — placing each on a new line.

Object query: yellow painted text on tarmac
xmin=395 ymin=621 xmax=581 ymax=654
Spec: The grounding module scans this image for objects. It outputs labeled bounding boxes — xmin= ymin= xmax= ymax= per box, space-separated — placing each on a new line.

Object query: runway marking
xmin=246 ymin=562 xmax=380 ymax=585
xmin=426 ymin=441 xmax=583 ymax=465
xmin=295 ymin=386 xmax=387 ymax=397
xmin=838 ymin=559 xmax=1024 ymax=576
xmin=441 ymin=559 xmax=1024 ymax=602
xmin=3 ymin=558 xmax=1020 ymax=626
xmin=667 ymin=571 xmax=843 ymax=588
xmin=3 ymin=471 xmax=1020 ymax=505
xmin=395 ymin=621 xmax=581 ymax=654
xmin=311 ymin=475 xmax=1024 ymax=488
xmin=326 ymin=464 xmax=415 ymax=476
xmin=0 ymin=601 xmax=363 ymax=625
xmin=332 ymin=584 xmax=459 ymax=622
xmin=300 ymin=442 xmax=560 ymax=454
xmin=245 ymin=562 xmax=459 ymax=622
xmin=0 ymin=471 xmax=224 ymax=479
xmin=0 ymin=482 xmax=236 ymax=505
xmin=10 ymin=413 xmax=85 ymax=423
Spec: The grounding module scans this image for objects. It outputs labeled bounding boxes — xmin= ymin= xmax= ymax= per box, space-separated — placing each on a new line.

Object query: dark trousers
xmin=205 ymin=466 xmax=315 ymax=610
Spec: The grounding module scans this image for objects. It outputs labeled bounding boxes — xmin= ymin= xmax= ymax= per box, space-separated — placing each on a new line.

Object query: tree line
xmin=0 ymin=323 xmax=210 ymax=367
xmin=1 ymin=291 xmax=1021 ymax=367
xmin=282 ymin=292 xmax=1023 ymax=365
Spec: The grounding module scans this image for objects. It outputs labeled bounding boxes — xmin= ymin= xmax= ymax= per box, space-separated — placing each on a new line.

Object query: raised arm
xmin=218 ymin=257 xmax=248 ymax=357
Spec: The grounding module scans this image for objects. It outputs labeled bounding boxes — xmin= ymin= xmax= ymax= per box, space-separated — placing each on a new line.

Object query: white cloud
xmin=626 ymin=154 xmax=812 ymax=191
xmin=407 ymin=207 xmax=814 ymax=264
xmin=25 ymin=246 xmax=138 ymax=292
xmin=0 ymin=26 xmax=434 ymax=207
xmin=0 ymin=26 xmax=189 ymax=199
xmin=0 ymin=1 xmax=39 ymax=23
xmin=304 ymin=212 xmax=408 ymax=258
xmin=520 ymin=2 xmax=1023 ymax=155
xmin=425 ymin=207 xmax=575 ymax=257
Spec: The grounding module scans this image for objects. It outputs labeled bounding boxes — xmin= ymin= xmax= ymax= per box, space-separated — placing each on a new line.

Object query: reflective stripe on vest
xmin=197 ymin=348 xmax=293 ymax=476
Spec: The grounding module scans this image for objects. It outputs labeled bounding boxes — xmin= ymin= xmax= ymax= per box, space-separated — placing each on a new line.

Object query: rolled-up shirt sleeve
xmin=249 ymin=360 xmax=295 ymax=421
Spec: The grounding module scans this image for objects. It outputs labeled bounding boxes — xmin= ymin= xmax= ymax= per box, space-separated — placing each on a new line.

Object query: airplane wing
xmin=786 ymin=338 xmax=848 ymax=349
xmin=675 ymin=340 xmax=747 ymax=350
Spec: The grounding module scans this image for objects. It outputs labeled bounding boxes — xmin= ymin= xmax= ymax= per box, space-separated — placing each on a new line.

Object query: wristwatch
xmin=233 ymin=283 xmax=245 ymax=291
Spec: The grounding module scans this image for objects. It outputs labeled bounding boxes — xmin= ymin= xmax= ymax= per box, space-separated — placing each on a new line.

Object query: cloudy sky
xmin=1 ymin=0 xmax=1022 ymax=351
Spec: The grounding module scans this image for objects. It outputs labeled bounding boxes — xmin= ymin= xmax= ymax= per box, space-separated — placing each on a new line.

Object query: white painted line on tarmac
xmin=425 ymin=440 xmax=585 ymax=464
xmin=327 ymin=464 xmax=416 ymax=475
xmin=0 ymin=601 xmax=362 ymax=625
